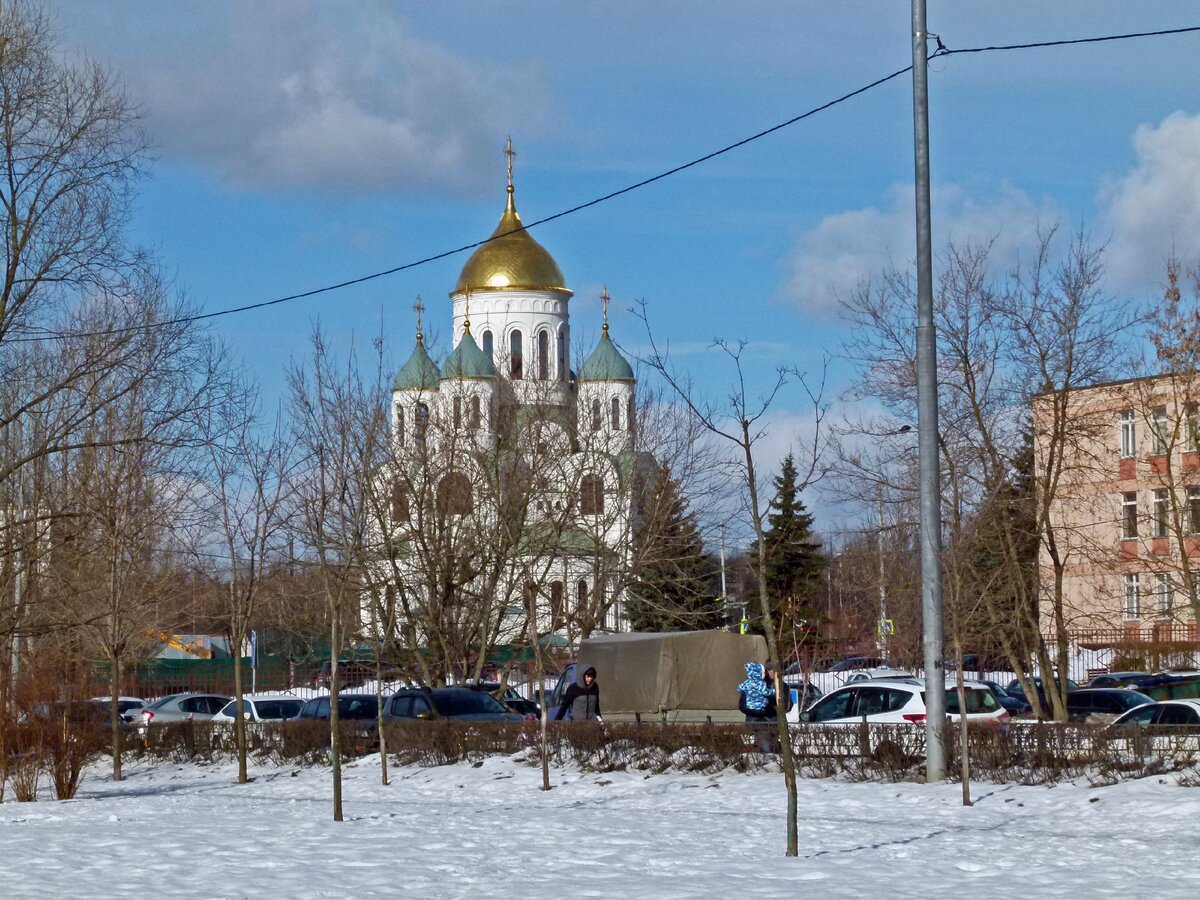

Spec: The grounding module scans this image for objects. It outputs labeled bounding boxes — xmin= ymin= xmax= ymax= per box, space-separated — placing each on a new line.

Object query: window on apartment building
xmin=1155 ymin=573 xmax=1173 ymax=617
xmin=1154 ymin=489 xmax=1170 ymax=538
xmin=1123 ymin=573 xmax=1141 ymax=619
xmin=1188 ymin=403 xmax=1200 ymax=452
xmin=1191 ymin=487 xmax=1200 ymax=533
xmin=1120 ymin=409 xmax=1136 ymax=458
xmin=1152 ymin=405 xmax=1169 ymax=455
xmin=1122 ymin=492 xmax=1139 ymax=539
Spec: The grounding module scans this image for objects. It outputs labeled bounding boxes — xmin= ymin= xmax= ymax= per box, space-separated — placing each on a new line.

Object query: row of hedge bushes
xmin=7 ymin=718 xmax=1200 ymax=801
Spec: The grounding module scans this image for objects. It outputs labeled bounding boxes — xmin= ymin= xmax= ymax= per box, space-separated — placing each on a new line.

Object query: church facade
xmin=381 ymin=148 xmax=654 ymax=648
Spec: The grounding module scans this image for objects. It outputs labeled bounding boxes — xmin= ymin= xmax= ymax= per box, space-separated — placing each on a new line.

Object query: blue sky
xmin=54 ymin=1 xmax=1200 ymax=520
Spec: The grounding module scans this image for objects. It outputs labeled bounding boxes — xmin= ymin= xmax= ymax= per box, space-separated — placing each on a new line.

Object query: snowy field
xmin=2 ymin=755 xmax=1199 ymax=899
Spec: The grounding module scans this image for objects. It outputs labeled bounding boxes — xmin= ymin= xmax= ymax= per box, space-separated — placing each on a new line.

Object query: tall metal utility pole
xmin=912 ymin=0 xmax=946 ymax=781
xmin=876 ymin=484 xmax=889 ymax=660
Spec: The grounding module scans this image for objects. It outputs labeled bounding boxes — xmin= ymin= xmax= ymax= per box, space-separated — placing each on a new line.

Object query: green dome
xmin=393 ymin=342 xmax=441 ymax=391
xmin=579 ymin=333 xmax=634 ymax=383
xmin=442 ymin=330 xmax=496 ymax=380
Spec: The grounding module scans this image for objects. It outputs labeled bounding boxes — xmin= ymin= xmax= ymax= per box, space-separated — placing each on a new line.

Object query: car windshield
xmin=942 ymin=688 xmax=999 ymax=714
xmin=1116 ymin=691 xmax=1154 ymax=710
xmin=337 ymin=696 xmax=379 ymax=719
xmin=257 ymin=699 xmax=304 ymax=719
xmin=432 ymin=691 xmax=506 ymax=716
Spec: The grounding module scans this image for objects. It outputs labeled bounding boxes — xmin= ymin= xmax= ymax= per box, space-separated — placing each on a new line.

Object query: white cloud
xmin=109 ymin=3 xmax=548 ymax=193
xmin=778 ymin=182 xmax=1058 ymax=316
xmin=1103 ymin=111 xmax=1200 ymax=288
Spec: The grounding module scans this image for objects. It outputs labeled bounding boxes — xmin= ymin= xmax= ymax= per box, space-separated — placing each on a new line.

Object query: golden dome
xmin=453 ymin=188 xmax=570 ymax=296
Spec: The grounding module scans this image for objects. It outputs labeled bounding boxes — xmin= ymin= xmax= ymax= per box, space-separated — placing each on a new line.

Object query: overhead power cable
xmin=9 ymin=23 xmax=1200 ymax=344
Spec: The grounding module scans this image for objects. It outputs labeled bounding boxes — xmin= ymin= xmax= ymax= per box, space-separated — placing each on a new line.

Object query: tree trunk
xmin=233 ymin=636 xmax=247 ymax=784
xmin=375 ymin=652 xmax=389 ymax=786
xmin=110 ymin=653 xmax=123 ymax=781
xmin=330 ymin=611 xmax=343 ymax=822
xmin=743 ymin=422 xmax=798 ymax=857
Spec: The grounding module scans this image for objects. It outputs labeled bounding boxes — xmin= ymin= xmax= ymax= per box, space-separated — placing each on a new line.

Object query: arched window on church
xmin=577 ymin=579 xmax=589 ymax=610
xmin=537 ymin=330 xmax=549 ymax=380
xmin=415 ymin=403 xmax=429 ymax=444
xmin=396 ymin=406 xmax=405 ymax=446
xmin=510 ymin=330 xmax=523 ymax=379
xmin=437 ymin=472 xmax=473 ymax=517
xmin=591 ymin=398 xmax=601 ymax=432
xmin=580 ymin=473 xmax=604 ymax=516
xmin=627 ymin=397 xmax=636 ymax=436
xmin=550 ymin=580 xmax=564 ymax=622
xmin=453 ymin=395 xmax=462 ymax=429
xmin=390 ymin=480 xmax=409 ymax=522
xmin=468 ymin=395 xmax=481 ymax=431
xmin=610 ymin=397 xmax=620 ymax=430
xmin=558 ymin=329 xmax=567 ymax=382
xmin=482 ymin=330 xmax=493 ymax=362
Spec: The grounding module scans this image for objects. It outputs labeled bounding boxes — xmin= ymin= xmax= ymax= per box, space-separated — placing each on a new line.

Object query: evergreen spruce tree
xmin=753 ymin=454 xmax=825 ymax=653
xmin=626 ymin=464 xmax=722 ymax=631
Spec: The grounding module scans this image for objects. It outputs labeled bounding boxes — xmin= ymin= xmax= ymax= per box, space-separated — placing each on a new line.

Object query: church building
xmin=385 ymin=143 xmax=654 ymax=645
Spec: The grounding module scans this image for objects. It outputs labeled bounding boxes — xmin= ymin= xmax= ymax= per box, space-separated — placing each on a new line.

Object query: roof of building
xmin=579 ymin=333 xmax=635 ymax=383
xmin=393 ymin=340 xmax=441 ymax=391
xmin=453 ymin=185 xmax=569 ymax=296
xmin=441 ymin=329 xmax=497 ymax=380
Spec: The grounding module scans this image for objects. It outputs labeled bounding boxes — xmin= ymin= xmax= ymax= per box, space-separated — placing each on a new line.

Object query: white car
xmin=796 ymin=677 xmax=1010 ymax=725
xmin=211 ymin=694 xmax=306 ymax=724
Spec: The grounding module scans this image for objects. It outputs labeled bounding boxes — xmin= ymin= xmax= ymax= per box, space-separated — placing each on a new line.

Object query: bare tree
xmin=836 ymin=228 xmax=1132 ymax=719
xmin=637 ymin=298 xmax=827 ymax=858
xmin=287 ymin=328 xmax=387 ymax=821
xmin=199 ymin=376 xmax=294 ymax=785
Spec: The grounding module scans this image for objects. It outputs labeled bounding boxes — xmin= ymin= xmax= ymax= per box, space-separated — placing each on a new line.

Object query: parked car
xmin=211 ymin=694 xmax=306 ymax=724
xmin=824 ymin=656 xmax=885 ymax=672
xmin=462 ymin=682 xmax=540 ymax=718
xmin=90 ymin=696 xmax=147 ymax=724
xmin=382 ymin=687 xmax=525 ymax=723
xmin=1004 ymin=676 xmax=1080 ymax=714
xmin=307 ymin=660 xmax=375 ymax=689
xmin=844 ymin=667 xmax=913 ymax=684
xmin=780 ymin=676 xmax=824 ymax=710
xmin=1103 ymin=699 xmax=1200 ymax=756
xmin=1064 ymin=688 xmax=1154 ymax=723
xmin=296 ymin=693 xmax=380 ymax=722
xmin=796 ymin=678 xmax=1008 ymax=725
xmin=137 ymin=693 xmax=231 ymax=727
xmin=978 ymin=680 xmax=1028 ymax=716
xmin=1086 ymin=671 xmax=1154 ymax=689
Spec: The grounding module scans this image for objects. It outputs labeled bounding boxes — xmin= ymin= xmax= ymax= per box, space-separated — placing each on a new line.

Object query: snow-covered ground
xmin=2 ymin=754 xmax=1198 ymax=898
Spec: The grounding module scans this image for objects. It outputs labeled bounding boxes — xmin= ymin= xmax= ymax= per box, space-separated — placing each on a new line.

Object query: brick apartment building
xmin=1036 ymin=373 xmax=1200 ymax=650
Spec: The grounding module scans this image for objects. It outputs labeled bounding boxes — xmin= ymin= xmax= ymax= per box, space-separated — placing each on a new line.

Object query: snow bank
xmin=2 ymin=756 xmax=1199 ymax=898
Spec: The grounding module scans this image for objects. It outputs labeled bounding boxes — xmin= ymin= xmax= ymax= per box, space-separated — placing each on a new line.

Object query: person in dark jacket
xmin=554 ymin=666 xmax=602 ymax=722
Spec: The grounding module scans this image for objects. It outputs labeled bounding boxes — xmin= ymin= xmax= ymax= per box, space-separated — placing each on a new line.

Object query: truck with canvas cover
xmin=547 ymin=630 xmax=769 ymax=724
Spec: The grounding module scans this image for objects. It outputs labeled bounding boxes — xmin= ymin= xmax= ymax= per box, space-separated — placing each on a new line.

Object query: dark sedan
xmin=1087 ymin=671 xmax=1154 ymax=688
xmin=296 ymin=693 xmax=380 ymax=722
xmin=463 ymin=682 xmax=541 ymax=718
xmin=1064 ymin=688 xmax=1154 ymax=723
xmin=382 ymin=688 xmax=525 ymax=723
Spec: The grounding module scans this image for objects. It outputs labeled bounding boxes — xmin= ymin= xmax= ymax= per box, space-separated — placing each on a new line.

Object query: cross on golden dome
xmin=504 ymin=137 xmax=516 ymax=197
xmin=413 ymin=295 xmax=425 ymax=346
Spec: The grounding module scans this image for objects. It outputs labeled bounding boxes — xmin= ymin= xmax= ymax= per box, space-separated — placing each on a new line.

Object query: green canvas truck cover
xmin=579 ymin=630 xmax=768 ymax=722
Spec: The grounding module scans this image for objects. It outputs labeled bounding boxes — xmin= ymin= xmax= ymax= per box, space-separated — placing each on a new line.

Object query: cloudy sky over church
xmin=56 ymin=1 xmax=1200 ymax=451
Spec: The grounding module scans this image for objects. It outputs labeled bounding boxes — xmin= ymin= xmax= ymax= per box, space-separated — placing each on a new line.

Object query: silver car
xmin=137 ymin=692 xmax=231 ymax=727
